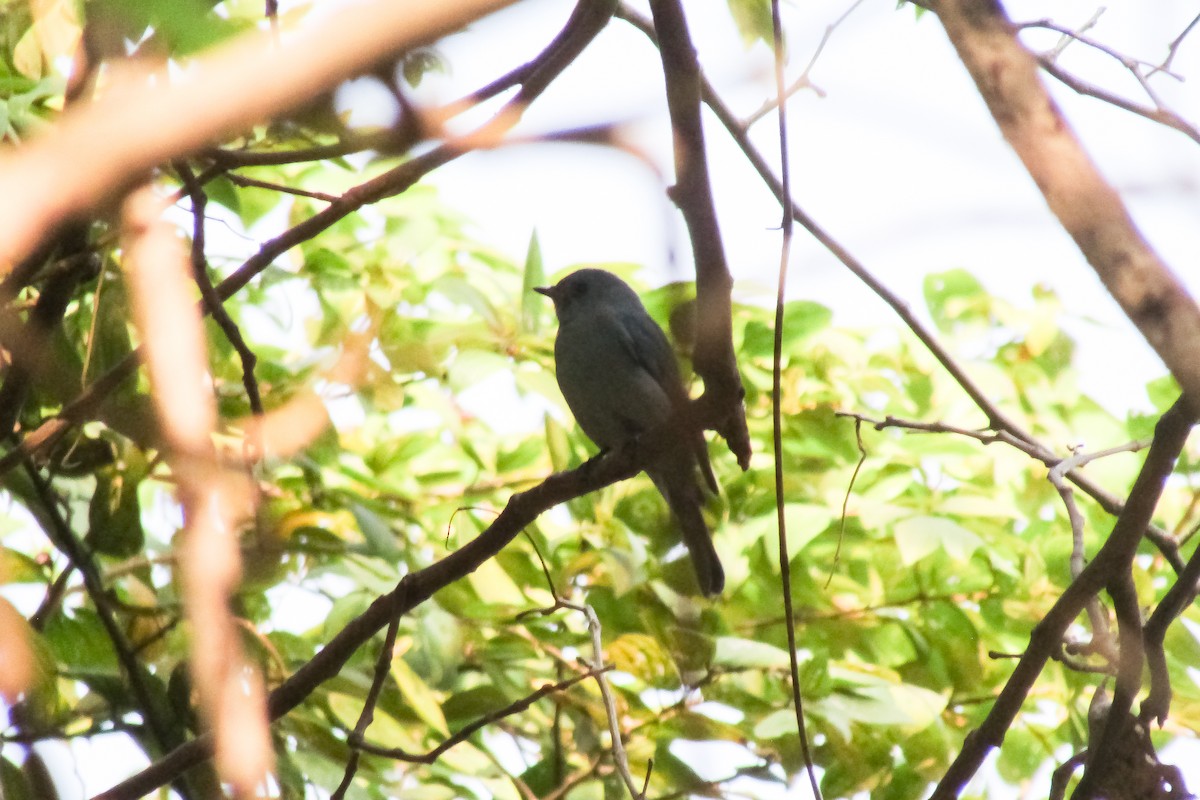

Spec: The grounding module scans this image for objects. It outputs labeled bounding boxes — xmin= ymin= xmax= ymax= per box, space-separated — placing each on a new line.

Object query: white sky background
xmin=36 ymin=1 xmax=1200 ymax=797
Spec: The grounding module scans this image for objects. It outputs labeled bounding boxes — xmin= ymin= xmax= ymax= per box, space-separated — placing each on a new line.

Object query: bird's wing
xmin=616 ymin=310 xmax=685 ymax=396
xmin=616 ymin=310 xmax=719 ymax=495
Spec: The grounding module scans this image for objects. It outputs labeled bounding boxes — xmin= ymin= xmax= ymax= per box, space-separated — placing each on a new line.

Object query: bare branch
xmin=174 ymin=161 xmax=264 ymax=417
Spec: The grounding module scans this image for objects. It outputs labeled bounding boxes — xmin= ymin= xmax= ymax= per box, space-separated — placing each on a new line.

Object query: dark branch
xmin=646 ymin=0 xmax=750 ymax=469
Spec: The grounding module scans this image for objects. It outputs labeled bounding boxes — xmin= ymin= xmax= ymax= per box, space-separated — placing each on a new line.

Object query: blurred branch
xmin=929 ymin=0 xmax=1200 ymax=418
xmin=1034 ymin=56 xmax=1200 ymax=146
xmin=223 ymin=172 xmax=340 ymax=203
xmin=929 ymin=397 xmax=1195 ymax=800
xmin=121 ymin=187 xmax=271 ymax=797
xmin=0 ymin=226 xmax=93 ymax=438
xmin=204 ymin=130 xmax=412 ymax=168
xmin=1019 ymin=17 xmax=1184 ymax=103
xmin=0 ymin=0 xmax=519 ymax=270
xmin=17 ymin=458 xmax=182 ymax=756
xmin=647 ymin=0 xmax=751 ymax=469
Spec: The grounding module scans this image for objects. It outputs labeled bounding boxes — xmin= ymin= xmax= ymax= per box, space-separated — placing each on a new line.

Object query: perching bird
xmin=535 ymin=269 xmax=724 ymax=596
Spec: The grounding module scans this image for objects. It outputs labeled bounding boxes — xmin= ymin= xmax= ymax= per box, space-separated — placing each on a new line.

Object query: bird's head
xmin=534 ymin=268 xmax=643 ymax=323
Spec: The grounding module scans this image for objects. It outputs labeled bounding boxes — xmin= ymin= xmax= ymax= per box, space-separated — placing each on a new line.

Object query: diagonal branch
xmin=173 ymin=161 xmax=264 ymax=416
xmin=90 ymin=436 xmax=666 ymax=800
xmin=928 ymin=0 xmax=1200 ymax=417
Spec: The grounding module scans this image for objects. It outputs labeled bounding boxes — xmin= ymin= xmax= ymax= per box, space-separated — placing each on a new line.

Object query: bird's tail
xmin=652 ymin=467 xmax=725 ymax=597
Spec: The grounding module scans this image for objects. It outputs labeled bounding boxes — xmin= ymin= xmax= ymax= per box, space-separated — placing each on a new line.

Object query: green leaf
xmin=350 ymin=502 xmax=402 ymax=561
xmin=87 ymin=468 xmax=145 ymax=557
xmin=521 ymin=230 xmax=545 ymax=333
xmin=892 ymin=515 xmax=983 ymax=565
xmin=0 ymin=757 xmax=33 ymax=800
xmin=608 ymin=633 xmax=678 ymax=686
xmin=713 ymin=637 xmax=791 ymax=669
xmin=391 ymin=656 xmax=450 ymax=737
xmin=43 ymin=610 xmax=120 ymax=676
xmin=747 ymin=503 xmax=835 ymax=562
xmin=726 ymin=0 xmax=773 ymax=48
xmin=401 ymin=49 xmax=446 ymax=88
xmin=924 ymin=268 xmax=989 ymax=333
xmin=741 ymin=301 xmax=833 ymax=359
xmin=812 ymin=681 xmax=948 ymax=735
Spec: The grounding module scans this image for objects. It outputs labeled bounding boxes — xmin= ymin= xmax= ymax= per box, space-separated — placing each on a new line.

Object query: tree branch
xmin=646 ymin=0 xmax=750 ymax=468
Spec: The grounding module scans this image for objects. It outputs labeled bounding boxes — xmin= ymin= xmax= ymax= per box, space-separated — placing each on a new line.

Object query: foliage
xmin=0 ymin=1 xmax=1197 ymax=800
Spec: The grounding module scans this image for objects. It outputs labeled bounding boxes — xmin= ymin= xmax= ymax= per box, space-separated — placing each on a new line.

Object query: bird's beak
xmin=534 ymin=285 xmax=555 ymax=300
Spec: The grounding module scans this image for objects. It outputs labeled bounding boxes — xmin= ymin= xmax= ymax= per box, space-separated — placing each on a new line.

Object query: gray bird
xmin=535 ymin=269 xmax=724 ymax=596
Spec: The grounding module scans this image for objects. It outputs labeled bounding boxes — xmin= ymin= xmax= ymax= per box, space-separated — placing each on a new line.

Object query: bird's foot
xmin=579 ymin=449 xmax=610 ymax=482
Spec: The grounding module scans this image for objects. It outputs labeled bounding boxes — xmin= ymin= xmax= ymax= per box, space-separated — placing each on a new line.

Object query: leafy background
xmin=0 ymin=1 xmax=1198 ymax=799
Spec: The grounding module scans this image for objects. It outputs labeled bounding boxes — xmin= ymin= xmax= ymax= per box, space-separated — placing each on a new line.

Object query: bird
xmin=535 ymin=268 xmax=724 ymax=596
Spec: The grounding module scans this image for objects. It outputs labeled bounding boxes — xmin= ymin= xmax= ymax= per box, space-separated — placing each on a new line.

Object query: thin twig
xmin=1036 ymin=55 xmax=1200 ymax=146
xmin=352 ymin=666 xmax=610 ymax=764
xmin=1047 ymin=447 xmax=1117 ymax=663
xmin=744 ymin=0 xmax=867 ymax=127
xmin=174 ymin=161 xmax=264 ymax=417
xmin=577 ymin=601 xmax=645 ymax=800
xmin=225 ymin=172 xmax=340 ymax=203
xmin=1154 ymin=12 xmax=1200 ymax=76
xmin=766 ymin=0 xmax=821 ymax=796
xmin=331 ymin=616 xmax=400 ymax=799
